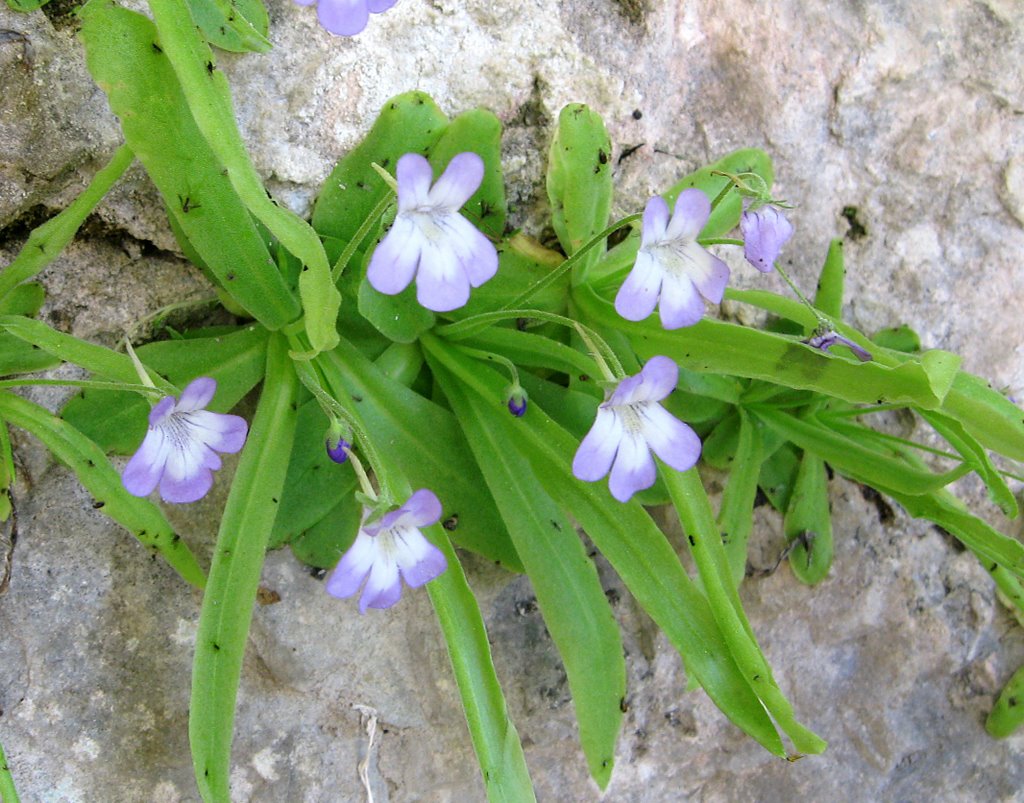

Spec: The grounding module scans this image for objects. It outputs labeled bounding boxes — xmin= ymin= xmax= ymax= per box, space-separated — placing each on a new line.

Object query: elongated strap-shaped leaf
xmin=813 ymin=239 xmax=845 ymax=319
xmin=754 ymin=407 xmax=970 ymax=496
xmin=0 ymin=315 xmax=177 ymax=393
xmin=429 ymin=343 xmax=625 ymax=788
xmin=547 ymin=104 xmax=613 ymax=277
xmin=190 ymin=335 xmax=298 ymax=802
xmin=666 ymin=468 xmax=825 ymax=754
xmin=146 ymin=0 xmax=338 ymax=353
xmin=422 ymin=334 xmax=786 ymax=756
xmin=719 ymin=409 xmax=764 ymax=585
xmin=919 ymin=409 xmax=1017 ymax=518
xmin=0 ymin=390 xmax=205 ymax=588
xmin=78 ymin=1 xmax=301 ymax=331
xmin=186 ymin=0 xmax=270 ymax=53
xmin=0 ymin=145 xmax=134 ymax=302
xmin=425 ymin=537 xmax=537 ymax=803
xmin=784 ymin=450 xmax=833 ymax=585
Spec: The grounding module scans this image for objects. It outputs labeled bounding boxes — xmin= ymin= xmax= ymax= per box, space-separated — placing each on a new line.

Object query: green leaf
xmin=431 ymin=343 xmax=625 ymax=787
xmin=0 ymin=283 xmax=45 ymax=317
xmin=312 ymin=91 xmax=449 ymax=246
xmin=186 ymin=0 xmax=271 ymax=53
xmin=0 ymin=333 xmax=61 ymax=376
xmin=422 ymin=333 xmax=787 ymax=757
xmin=0 ymin=736 xmax=21 ymax=803
xmin=78 ymin=3 xmax=300 ymax=330
xmin=144 ymin=0 xmax=337 ymax=353
xmin=701 ymin=410 xmax=740 ymax=470
xmin=190 ymin=335 xmax=299 ymax=803
xmin=429 ymin=108 xmax=507 ymax=240
xmin=987 ymin=663 xmax=1024 ymax=739
xmin=919 ymin=409 xmax=1017 ymax=518
xmin=813 ymin=239 xmax=845 ymax=319
xmin=6 ymin=0 xmax=48 ymax=9
xmin=62 ymin=325 xmax=268 ymax=454
xmin=784 ymin=451 xmax=833 ymax=585
xmin=0 ymin=390 xmax=205 ymax=588
xmin=719 ymin=410 xmax=765 ymax=584
xmin=758 ymin=441 xmax=800 ymax=513
xmin=268 ymin=397 xmax=358 ymax=551
xmin=357 ymin=274 xmax=436 ymax=343
xmin=872 ymin=325 xmax=921 ymax=354
xmin=546 ymin=104 xmax=613 ymax=275
xmin=0 ymin=146 xmax=134 ymax=302
xmin=665 ymin=468 xmax=825 ymax=754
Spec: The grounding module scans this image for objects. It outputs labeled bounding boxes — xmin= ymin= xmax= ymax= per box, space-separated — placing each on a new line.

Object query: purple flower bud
xmin=293 ymin=0 xmax=397 ymax=37
xmin=804 ymin=330 xmax=872 ymax=362
xmin=740 ymin=206 xmax=794 ymax=273
xmin=325 ymin=437 xmax=351 ymax=464
xmin=122 ymin=377 xmax=248 ymax=503
xmin=507 ymin=388 xmax=528 ymax=417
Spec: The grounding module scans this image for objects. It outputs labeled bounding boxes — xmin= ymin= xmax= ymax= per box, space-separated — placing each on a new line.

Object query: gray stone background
xmin=2 ymin=0 xmax=1024 ymax=800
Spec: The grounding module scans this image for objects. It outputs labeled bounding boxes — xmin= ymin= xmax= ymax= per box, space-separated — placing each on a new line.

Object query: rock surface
xmin=1 ymin=0 xmax=1024 ymax=800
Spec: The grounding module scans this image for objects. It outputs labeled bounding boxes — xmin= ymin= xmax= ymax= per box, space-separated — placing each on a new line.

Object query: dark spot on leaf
xmin=688 ymin=535 xmax=695 ymax=546
xmin=619 ymin=697 xmax=629 ymax=712
xmin=205 ymin=60 xmax=215 ymax=76
xmin=226 ymin=272 xmax=235 ymax=281
xmin=598 ymin=148 xmax=609 ymax=165
xmin=442 ymin=515 xmax=459 ymax=531
xmin=152 ymin=42 xmax=163 ymax=54
xmin=92 ymin=500 xmax=104 ymax=509
xmin=550 ymin=519 xmax=562 ymax=531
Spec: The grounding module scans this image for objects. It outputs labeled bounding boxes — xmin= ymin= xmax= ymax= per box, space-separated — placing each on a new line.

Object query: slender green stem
xmin=331 ymin=190 xmax=395 ymax=284
xmin=0 ymin=145 xmax=134 ymax=303
xmin=0 ymin=738 xmax=20 ymax=803
xmin=456 ymin=346 xmax=521 ymax=389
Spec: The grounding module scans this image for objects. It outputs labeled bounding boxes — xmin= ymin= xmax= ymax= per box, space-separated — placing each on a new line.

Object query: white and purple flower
xmin=615 ymin=190 xmax=731 ymax=330
xmin=325 ymin=489 xmax=448 ymax=612
xmin=367 ymin=152 xmax=499 ymax=313
xmin=122 ymin=377 xmax=248 ymax=504
xmin=740 ymin=205 xmax=794 ymax=273
xmin=294 ymin=0 xmax=396 ymax=37
xmin=572 ymin=356 xmax=702 ymax=503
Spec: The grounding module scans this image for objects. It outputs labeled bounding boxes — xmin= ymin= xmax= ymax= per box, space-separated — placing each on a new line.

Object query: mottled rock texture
xmin=1 ymin=0 xmax=1023 ymax=800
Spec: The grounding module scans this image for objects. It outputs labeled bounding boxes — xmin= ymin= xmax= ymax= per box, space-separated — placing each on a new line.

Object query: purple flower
xmin=325 ymin=489 xmax=448 ymax=612
xmin=293 ymin=0 xmax=396 ymax=37
xmin=367 ymin=153 xmax=499 ymax=313
xmin=122 ymin=377 xmax=248 ymax=504
xmin=615 ymin=190 xmax=731 ymax=330
xmin=740 ymin=205 xmax=794 ymax=273
xmin=572 ymin=356 xmax=702 ymax=502
xmin=804 ymin=330 xmax=873 ymax=362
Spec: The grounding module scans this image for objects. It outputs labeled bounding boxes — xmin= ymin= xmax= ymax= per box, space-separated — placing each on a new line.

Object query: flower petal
xmin=317 ymin=0 xmax=369 ymax=35
xmin=366 ymin=0 xmax=395 ymax=11
xmin=122 ymin=428 xmax=170 ymax=497
xmin=395 ymin=528 xmax=447 ymax=587
xmin=158 ymin=436 xmax=221 ymax=504
xmin=638 ymin=404 xmax=701 ymax=471
xmin=398 ymin=488 xmax=443 ymax=528
xmin=414 ymin=239 xmax=472 ymax=311
xmin=428 ymin=152 xmax=484 ymax=211
xmin=665 ymin=189 xmax=710 ymax=241
xmin=608 ymin=432 xmax=656 ymax=502
xmin=685 ymin=246 xmax=731 ymax=304
xmin=442 ymin=214 xmax=498 ymax=287
xmin=359 ymin=551 xmax=402 ymax=612
xmin=177 ymin=377 xmax=217 ymax=412
xmin=635 ymin=355 xmax=679 ymax=403
xmin=325 ymin=529 xmax=376 ymax=599
xmin=658 ymin=273 xmax=706 ymax=329
xmin=148 ymin=395 xmax=176 ymax=427
xmin=640 ymin=196 xmax=670 ymax=246
xmin=615 ymin=250 xmax=663 ymax=322
xmin=572 ymin=409 xmax=622 ymax=482
xmin=185 ymin=410 xmax=249 ymax=454
xmin=395 ymin=153 xmax=433 ymax=209
xmin=367 ymin=216 xmax=422 ymax=296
